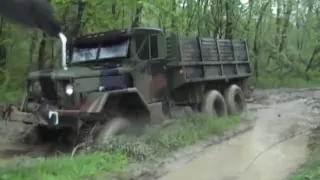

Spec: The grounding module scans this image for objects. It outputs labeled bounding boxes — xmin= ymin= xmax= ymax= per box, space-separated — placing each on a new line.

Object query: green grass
xmin=290 ymin=149 xmax=320 ymax=180
xmin=148 ymin=115 xmax=241 ymax=156
xmin=0 ymin=114 xmax=242 ymax=180
xmin=0 ymin=152 xmax=129 ymax=180
xmin=290 ymin=127 xmax=320 ymax=180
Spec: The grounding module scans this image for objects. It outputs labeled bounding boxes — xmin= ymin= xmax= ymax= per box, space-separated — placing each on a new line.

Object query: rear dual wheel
xmin=224 ymin=84 xmax=246 ymax=115
xmin=201 ymin=84 xmax=246 ymax=117
xmin=202 ymin=90 xmax=228 ymax=117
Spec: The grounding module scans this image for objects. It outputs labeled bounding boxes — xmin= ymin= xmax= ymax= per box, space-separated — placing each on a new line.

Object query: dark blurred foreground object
xmin=0 ymin=0 xmax=61 ymax=37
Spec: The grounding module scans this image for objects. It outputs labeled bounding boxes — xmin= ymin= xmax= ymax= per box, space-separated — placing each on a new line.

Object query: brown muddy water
xmin=158 ymin=89 xmax=320 ymax=180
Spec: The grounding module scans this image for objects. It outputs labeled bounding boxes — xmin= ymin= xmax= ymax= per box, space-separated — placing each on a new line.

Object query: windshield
xmin=71 ymin=41 xmax=129 ymax=63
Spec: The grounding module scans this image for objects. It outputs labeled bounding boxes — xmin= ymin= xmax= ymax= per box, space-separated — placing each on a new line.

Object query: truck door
xmin=149 ymin=33 xmax=168 ymax=103
xmin=133 ymin=32 xmax=168 ymax=104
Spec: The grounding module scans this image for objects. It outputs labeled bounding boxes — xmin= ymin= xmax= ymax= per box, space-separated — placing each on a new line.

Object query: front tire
xmin=94 ymin=117 xmax=130 ymax=145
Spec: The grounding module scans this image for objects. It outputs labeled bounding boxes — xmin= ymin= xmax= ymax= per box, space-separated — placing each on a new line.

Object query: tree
xmin=0 ymin=0 xmax=319 ymax=101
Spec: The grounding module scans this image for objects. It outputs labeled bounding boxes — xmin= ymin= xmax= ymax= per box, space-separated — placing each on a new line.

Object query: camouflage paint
xmin=28 ymin=66 xmax=131 ymax=79
xmin=13 ymin=27 xmax=252 ymax=126
xmin=26 ymin=64 xmax=150 ymax=115
xmin=149 ymin=59 xmax=168 ymax=102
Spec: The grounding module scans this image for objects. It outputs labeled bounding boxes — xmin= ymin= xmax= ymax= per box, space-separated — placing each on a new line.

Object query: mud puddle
xmin=0 ymin=88 xmax=319 ymax=179
xmin=158 ymin=90 xmax=320 ymax=180
xmin=0 ymin=123 xmax=72 ymax=160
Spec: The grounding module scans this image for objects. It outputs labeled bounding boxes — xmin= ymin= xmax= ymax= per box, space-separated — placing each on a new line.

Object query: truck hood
xmin=28 ymin=66 xmax=132 ymax=79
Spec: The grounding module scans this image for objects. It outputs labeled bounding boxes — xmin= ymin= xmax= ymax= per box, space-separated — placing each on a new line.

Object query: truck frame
xmin=2 ymin=27 xmax=251 ymax=145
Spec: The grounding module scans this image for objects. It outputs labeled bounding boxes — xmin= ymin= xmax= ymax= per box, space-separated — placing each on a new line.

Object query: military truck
xmin=2 ymin=27 xmax=251 ymax=145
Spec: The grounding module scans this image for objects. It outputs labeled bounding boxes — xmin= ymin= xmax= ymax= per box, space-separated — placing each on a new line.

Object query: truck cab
xmin=67 ymin=27 xmax=166 ymax=66
xmin=66 ymin=27 xmax=169 ymax=104
xmin=3 ymin=26 xmax=251 ymax=145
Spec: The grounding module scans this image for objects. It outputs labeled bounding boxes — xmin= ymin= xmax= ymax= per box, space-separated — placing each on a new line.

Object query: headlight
xmin=65 ymin=84 xmax=73 ymax=95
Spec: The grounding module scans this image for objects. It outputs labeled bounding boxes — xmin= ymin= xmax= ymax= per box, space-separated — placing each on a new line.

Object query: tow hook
xmin=48 ymin=111 xmax=59 ymax=125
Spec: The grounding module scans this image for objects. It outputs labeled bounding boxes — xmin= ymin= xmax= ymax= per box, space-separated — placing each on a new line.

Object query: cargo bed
xmin=166 ymin=36 xmax=251 ymax=90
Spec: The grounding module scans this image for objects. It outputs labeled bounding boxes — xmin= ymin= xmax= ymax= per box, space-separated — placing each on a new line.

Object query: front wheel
xmin=94 ymin=117 xmax=130 ymax=145
xmin=22 ymin=126 xmax=42 ymax=145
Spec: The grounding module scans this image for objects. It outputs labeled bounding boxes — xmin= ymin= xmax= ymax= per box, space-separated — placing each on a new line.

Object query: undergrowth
xmin=0 ymin=114 xmax=242 ymax=180
xmin=290 ymin=149 xmax=320 ymax=180
xmin=95 ymin=114 xmax=241 ymax=160
xmin=290 ymin=126 xmax=320 ymax=180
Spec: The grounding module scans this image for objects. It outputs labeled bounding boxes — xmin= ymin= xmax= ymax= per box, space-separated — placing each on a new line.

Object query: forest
xmin=0 ymin=0 xmax=319 ymax=102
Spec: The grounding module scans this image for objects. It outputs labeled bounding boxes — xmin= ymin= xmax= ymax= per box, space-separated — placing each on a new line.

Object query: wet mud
xmin=157 ymin=88 xmax=320 ymax=180
xmin=0 ymin=88 xmax=319 ymax=180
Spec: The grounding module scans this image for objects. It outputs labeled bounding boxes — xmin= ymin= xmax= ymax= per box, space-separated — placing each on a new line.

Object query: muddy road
xmin=0 ymin=88 xmax=319 ymax=180
xmin=158 ymin=88 xmax=320 ymax=180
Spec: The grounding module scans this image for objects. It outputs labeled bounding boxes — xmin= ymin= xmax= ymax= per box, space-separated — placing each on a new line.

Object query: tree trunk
xmin=278 ymin=0 xmax=293 ymax=53
xmin=132 ymin=4 xmax=143 ymax=27
xmin=253 ymin=1 xmax=271 ymax=79
xmin=224 ymin=0 xmax=234 ymax=39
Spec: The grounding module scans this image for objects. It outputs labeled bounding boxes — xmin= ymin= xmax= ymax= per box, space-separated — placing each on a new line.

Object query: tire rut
xmin=158 ymin=89 xmax=320 ymax=180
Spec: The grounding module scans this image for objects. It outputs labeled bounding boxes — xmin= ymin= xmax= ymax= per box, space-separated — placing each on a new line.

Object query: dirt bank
xmin=155 ymin=88 xmax=320 ymax=180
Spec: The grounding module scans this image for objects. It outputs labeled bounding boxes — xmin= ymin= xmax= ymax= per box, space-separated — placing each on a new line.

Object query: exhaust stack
xmin=59 ymin=33 xmax=67 ymax=70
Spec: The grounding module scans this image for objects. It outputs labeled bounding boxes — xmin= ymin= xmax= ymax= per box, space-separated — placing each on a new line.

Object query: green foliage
xmin=0 ymin=0 xmax=319 ymax=101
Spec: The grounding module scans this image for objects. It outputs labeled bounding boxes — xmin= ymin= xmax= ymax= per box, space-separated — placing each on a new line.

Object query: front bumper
xmin=2 ymin=105 xmax=85 ymax=127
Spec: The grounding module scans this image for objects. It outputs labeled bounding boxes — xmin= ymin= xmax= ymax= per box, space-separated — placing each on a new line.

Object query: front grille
xmin=39 ymin=77 xmax=58 ymax=105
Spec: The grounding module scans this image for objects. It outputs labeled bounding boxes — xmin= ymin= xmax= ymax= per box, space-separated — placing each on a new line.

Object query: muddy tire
xmin=201 ymin=90 xmax=227 ymax=117
xmin=125 ymin=113 xmax=148 ymax=136
xmin=94 ymin=117 xmax=130 ymax=145
xmin=22 ymin=126 xmax=42 ymax=145
xmin=224 ymin=84 xmax=246 ymax=115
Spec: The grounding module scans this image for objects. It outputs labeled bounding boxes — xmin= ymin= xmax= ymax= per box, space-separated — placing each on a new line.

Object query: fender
xmin=80 ymin=88 xmax=150 ymax=115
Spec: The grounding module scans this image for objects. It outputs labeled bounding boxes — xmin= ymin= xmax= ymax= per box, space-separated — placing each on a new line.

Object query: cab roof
xmin=69 ymin=27 xmax=163 ymax=48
